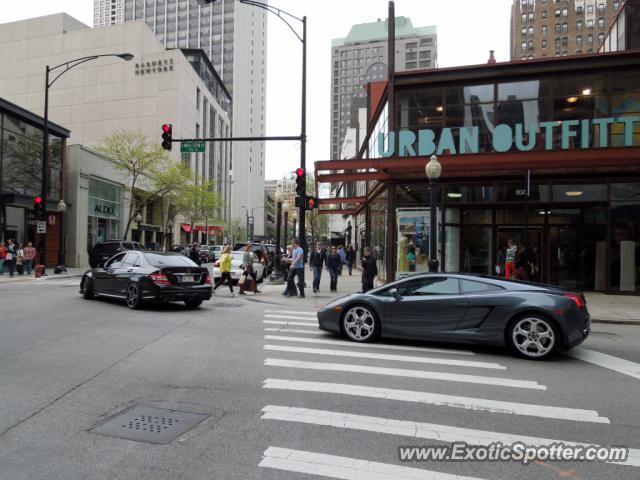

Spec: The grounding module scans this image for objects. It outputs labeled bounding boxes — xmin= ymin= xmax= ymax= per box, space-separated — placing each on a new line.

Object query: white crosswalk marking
xmin=259 ymin=447 xmax=487 ymax=480
xmin=568 ymin=347 xmax=640 ymax=381
xmin=261 ymin=406 xmax=640 ymax=467
xmin=265 ymin=314 xmax=317 ymax=320
xmin=264 ymin=327 xmax=326 ymax=335
xmin=264 ymin=358 xmax=546 ymax=390
xmin=264 ymin=345 xmax=505 ymax=370
xmin=264 ymin=334 xmax=475 ymax=356
xmin=263 ymin=320 xmax=317 ymax=327
xmin=264 ymin=310 xmax=317 ymax=316
xmin=262 ymin=379 xmax=609 ymax=423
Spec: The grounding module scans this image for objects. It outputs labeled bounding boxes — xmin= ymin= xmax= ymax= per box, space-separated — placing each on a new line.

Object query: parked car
xmin=89 ymin=240 xmax=145 ymax=268
xmin=232 ymin=242 xmax=279 ymax=274
xmin=80 ymin=251 xmax=212 ymax=309
xmin=212 ymin=251 xmax=265 ymax=284
xmin=199 ymin=245 xmax=215 ymax=263
xmin=317 ymin=273 xmax=590 ymax=360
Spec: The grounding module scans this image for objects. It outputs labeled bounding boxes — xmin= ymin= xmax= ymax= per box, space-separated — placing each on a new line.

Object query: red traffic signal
xmin=161 ymin=124 xmax=172 ymax=151
xmin=295 ymin=167 xmax=305 ymax=177
xmin=295 ymin=167 xmax=305 ymax=196
xmin=34 ymin=196 xmax=43 ymax=204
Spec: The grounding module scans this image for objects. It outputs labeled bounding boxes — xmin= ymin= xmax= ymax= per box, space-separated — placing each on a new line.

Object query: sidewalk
xmin=0 ymin=266 xmax=87 ymax=283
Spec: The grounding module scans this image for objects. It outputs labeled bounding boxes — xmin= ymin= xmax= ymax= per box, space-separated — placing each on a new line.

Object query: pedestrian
xmin=16 ymin=244 xmax=24 ymax=275
xmin=326 ymin=245 xmax=342 ymax=292
xmin=281 ymin=245 xmax=295 ymax=296
xmin=337 ymin=245 xmax=346 ymax=275
xmin=189 ymin=242 xmax=201 ymax=266
xmin=496 ymin=243 xmax=506 ymax=276
xmin=407 ymin=248 xmax=417 ymax=272
xmin=239 ymin=243 xmax=260 ymax=295
xmin=284 ymin=238 xmax=305 ymax=298
xmin=309 ymin=241 xmax=326 ymax=293
xmin=361 ymin=246 xmax=378 ymax=292
xmin=345 ymin=245 xmax=355 ymax=276
xmin=0 ymin=241 xmax=6 ymax=275
xmin=213 ymin=245 xmax=235 ymax=296
xmin=23 ymin=242 xmax=36 ymax=276
xmin=505 ymin=238 xmax=518 ymax=278
xmin=5 ymin=239 xmax=17 ymax=277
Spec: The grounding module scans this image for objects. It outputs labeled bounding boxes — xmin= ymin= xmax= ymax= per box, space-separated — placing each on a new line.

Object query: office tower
xmin=511 ymin=0 xmax=622 ymax=60
xmin=330 ymin=17 xmax=437 ymax=160
xmin=96 ymin=0 xmax=267 ymax=236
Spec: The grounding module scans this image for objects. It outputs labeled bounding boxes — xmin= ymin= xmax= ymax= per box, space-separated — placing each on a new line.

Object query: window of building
xmin=555 ymin=37 xmax=561 ymax=49
xmin=562 ymin=36 xmax=568 ymax=47
xmin=555 ymin=8 xmax=561 ymax=17
xmin=542 ymin=10 xmax=548 ymax=19
xmin=577 ymin=5 xmax=583 ymax=14
xmin=528 ymin=40 xmax=534 ymax=50
xmin=406 ymin=42 xmax=417 ymax=49
xmin=528 ymin=54 xmax=534 ymax=60
xmin=528 ymin=26 xmax=534 ymax=35
xmin=598 ymin=3 xmax=605 ymax=15
xmin=528 ymin=12 xmax=534 ymax=21
xmin=587 ymin=4 xmax=594 ymax=14
xmin=598 ymin=32 xmax=605 ymax=44
xmin=562 ymin=22 xmax=568 ymax=33
xmin=562 ymin=7 xmax=568 ymax=16
xmin=614 ymin=0 xmax=620 ymax=12
xmin=405 ymin=51 xmax=417 ymax=61
xmin=196 ymin=87 xmax=200 ymax=110
xmin=521 ymin=13 xmax=527 ymax=23
xmin=406 ymin=61 xmax=417 ymax=69
xmin=587 ymin=19 xmax=594 ymax=28
xmin=587 ymin=33 xmax=594 ymax=46
xmin=521 ymin=55 xmax=527 ymax=60
xmin=521 ymin=26 xmax=527 ymax=36
xmin=542 ymin=25 xmax=548 ymax=34
xmin=542 ymin=39 xmax=548 ymax=48
xmin=521 ymin=41 xmax=527 ymax=51
xmin=576 ymin=35 xmax=583 ymax=48
xmin=598 ymin=17 xmax=605 ymax=29
xmin=555 ymin=23 xmax=561 ymax=32
xmin=577 ymin=20 xmax=583 ymax=32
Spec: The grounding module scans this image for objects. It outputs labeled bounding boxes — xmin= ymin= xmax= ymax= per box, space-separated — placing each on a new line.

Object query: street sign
xmin=36 ymin=221 xmax=46 ymax=234
xmin=180 ymin=142 xmax=206 ymax=153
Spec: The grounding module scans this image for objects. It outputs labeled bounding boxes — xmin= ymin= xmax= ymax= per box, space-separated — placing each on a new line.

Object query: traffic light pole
xmin=299 ymin=16 xmax=307 ymax=263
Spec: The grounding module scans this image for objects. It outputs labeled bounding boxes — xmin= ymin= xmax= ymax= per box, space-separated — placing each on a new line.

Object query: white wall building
xmin=0 ymin=13 xmax=233 ymax=265
xmin=95 ymin=0 xmax=268 ymax=236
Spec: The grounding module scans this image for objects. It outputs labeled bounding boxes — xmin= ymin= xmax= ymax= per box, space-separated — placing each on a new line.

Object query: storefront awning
xmin=181 ymin=224 xmax=224 ymax=232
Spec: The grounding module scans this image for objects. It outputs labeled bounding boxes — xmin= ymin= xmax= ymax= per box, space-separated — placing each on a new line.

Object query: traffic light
xmin=305 ymin=196 xmax=318 ymax=210
xmin=295 ymin=167 xmax=305 ymax=196
xmin=161 ymin=124 xmax=172 ymax=151
xmin=33 ymin=196 xmax=43 ymax=219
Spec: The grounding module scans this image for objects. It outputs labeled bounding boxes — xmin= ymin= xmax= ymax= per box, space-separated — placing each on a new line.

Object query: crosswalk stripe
xmin=264 ymin=358 xmax=546 ymax=390
xmin=264 ymin=335 xmax=475 ymax=356
xmin=264 ymin=345 xmax=505 ymax=370
xmin=568 ymin=347 xmax=640 ymax=381
xmin=264 ymin=310 xmax=317 ymax=316
xmin=265 ymin=314 xmax=317 ymax=321
xmin=259 ymin=446 xmax=487 ymax=480
xmin=264 ymin=328 xmax=326 ymax=335
xmin=262 ymin=379 xmax=609 ymax=424
xmin=261 ymin=406 xmax=640 ymax=467
xmin=263 ymin=320 xmax=317 ymax=327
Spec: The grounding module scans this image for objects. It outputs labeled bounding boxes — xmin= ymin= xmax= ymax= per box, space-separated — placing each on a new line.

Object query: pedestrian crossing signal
xmin=162 ymin=124 xmax=172 ymax=151
xmin=305 ymin=197 xmax=318 ymax=210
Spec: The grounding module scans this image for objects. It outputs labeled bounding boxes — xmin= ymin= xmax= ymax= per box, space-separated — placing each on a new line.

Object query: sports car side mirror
xmin=389 ymin=288 xmax=402 ymax=301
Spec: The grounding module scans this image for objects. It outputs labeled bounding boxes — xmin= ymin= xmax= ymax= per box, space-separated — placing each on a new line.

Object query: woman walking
xmin=326 ymin=246 xmax=342 ymax=292
xmin=213 ymin=245 xmax=235 ymax=296
xmin=23 ymin=242 xmax=36 ymax=276
xmin=239 ymin=244 xmax=260 ymax=295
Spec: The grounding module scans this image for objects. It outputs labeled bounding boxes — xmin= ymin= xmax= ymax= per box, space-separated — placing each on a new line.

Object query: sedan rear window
xmin=145 ymin=253 xmax=198 ymax=267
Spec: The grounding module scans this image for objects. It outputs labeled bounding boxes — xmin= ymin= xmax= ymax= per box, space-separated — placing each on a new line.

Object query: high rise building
xmin=330 ymin=17 xmax=437 ymax=160
xmin=95 ymin=0 xmax=267 ymax=236
xmin=510 ymin=0 xmax=622 ymax=61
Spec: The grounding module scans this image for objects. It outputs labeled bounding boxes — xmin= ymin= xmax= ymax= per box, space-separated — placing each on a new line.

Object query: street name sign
xmin=180 ymin=142 xmax=206 ymax=153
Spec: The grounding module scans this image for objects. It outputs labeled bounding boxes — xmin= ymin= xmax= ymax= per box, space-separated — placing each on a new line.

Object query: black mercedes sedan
xmin=317 ymin=273 xmax=590 ymax=360
xmin=80 ymin=251 xmax=212 ymax=309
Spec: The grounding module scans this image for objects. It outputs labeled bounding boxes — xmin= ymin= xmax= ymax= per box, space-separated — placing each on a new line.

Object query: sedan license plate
xmin=182 ymin=275 xmax=194 ymax=283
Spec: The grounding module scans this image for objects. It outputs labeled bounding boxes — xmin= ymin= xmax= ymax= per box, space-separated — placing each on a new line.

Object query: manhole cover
xmin=89 ymin=406 xmax=210 ymax=444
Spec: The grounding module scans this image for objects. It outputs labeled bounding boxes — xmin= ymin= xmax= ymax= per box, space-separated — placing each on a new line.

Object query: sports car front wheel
xmin=507 ymin=314 xmax=559 ymax=360
xmin=342 ymin=305 xmax=380 ymax=343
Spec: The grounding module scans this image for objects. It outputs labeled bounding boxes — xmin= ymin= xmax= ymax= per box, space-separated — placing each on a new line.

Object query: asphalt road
xmin=0 ymin=278 xmax=639 ymax=480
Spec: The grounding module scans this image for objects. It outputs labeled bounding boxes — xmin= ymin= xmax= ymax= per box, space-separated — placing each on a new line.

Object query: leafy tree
xmin=174 ymin=180 xmax=221 ymax=243
xmin=97 ymin=130 xmax=191 ymax=240
xmin=305 ymin=173 xmax=328 ymax=242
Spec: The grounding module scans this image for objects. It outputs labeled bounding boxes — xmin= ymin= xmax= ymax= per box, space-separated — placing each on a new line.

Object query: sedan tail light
xmin=150 ymin=272 xmax=170 ymax=286
xmin=204 ymin=273 xmax=212 ymax=285
xmin=565 ymin=292 xmax=586 ymax=308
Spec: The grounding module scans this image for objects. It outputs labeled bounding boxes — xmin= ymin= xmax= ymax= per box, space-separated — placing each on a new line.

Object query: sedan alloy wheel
xmin=342 ymin=305 xmax=379 ymax=342
xmin=126 ymin=283 xmax=143 ymax=310
xmin=509 ymin=315 xmax=557 ymax=359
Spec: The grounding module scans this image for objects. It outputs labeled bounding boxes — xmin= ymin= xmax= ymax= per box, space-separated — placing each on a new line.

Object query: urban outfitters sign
xmin=378 ymin=116 xmax=640 ymax=157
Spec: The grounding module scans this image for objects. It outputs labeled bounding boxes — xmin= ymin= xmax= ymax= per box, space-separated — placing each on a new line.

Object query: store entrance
xmin=497 ymin=227 xmax=543 ymax=283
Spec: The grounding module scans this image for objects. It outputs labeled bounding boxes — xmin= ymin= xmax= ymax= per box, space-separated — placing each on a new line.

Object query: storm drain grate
xmin=89 ymin=406 xmax=210 ymax=444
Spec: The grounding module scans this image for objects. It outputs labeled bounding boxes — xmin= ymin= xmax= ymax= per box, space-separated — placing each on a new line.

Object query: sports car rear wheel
xmin=342 ymin=305 xmax=380 ymax=343
xmin=80 ymin=276 xmax=94 ymax=299
xmin=507 ymin=314 xmax=559 ymax=360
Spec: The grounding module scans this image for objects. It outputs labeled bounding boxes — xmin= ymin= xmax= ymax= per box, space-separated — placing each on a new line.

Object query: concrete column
xmin=620 ymin=240 xmax=636 ymax=292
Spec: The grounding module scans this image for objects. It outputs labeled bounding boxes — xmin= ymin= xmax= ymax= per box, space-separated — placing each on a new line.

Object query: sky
xmin=1 ymin=0 xmax=514 ymax=181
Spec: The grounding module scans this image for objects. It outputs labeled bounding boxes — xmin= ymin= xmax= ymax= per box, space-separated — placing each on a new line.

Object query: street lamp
xmin=39 ymin=53 xmax=133 ymax=274
xmin=271 ymin=189 xmax=284 ymax=282
xmin=54 ymin=199 xmax=67 ymax=274
xmin=425 ymin=154 xmax=442 ymax=272
xmin=282 ymin=200 xmax=290 ymax=252
xmin=135 ymin=212 xmax=143 ymax=243
xmin=236 ymin=0 xmax=308 ymax=260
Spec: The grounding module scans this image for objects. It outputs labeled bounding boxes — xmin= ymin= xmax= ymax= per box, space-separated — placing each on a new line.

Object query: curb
xmin=591 ymin=318 xmax=640 ymax=326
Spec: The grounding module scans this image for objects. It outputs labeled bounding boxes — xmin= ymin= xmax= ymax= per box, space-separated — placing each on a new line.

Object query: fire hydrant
xmin=34 ymin=265 xmax=45 ymax=278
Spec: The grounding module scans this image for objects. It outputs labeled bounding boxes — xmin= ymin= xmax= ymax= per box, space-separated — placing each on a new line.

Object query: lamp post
xmin=39 ymin=53 xmax=133 ymax=274
xmin=270 ymin=189 xmax=284 ymax=282
xmin=425 ymin=154 xmax=442 ymax=272
xmin=282 ymin=200 xmax=290 ymax=253
xmin=135 ymin=212 xmax=143 ymax=243
xmin=54 ymin=199 xmax=67 ymax=273
xmin=237 ymin=0 xmax=307 ymax=259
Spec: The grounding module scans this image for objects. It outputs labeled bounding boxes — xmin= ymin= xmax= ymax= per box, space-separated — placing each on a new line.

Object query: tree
xmin=174 ymin=180 xmax=222 ymax=243
xmin=227 ymin=218 xmax=247 ymax=245
xmin=305 ymin=173 xmax=328 ymax=242
xmin=97 ymin=130 xmax=191 ymax=240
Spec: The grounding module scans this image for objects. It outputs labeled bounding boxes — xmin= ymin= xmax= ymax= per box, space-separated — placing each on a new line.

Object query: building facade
xmin=95 ymin=0 xmax=268 ymax=236
xmin=316 ymin=50 xmax=640 ymax=294
xmin=510 ymin=0 xmax=622 ymax=60
xmin=0 ymin=13 xmax=233 ymax=266
xmin=330 ymin=17 xmax=437 ymax=160
xmin=0 ymin=98 xmax=69 ymax=266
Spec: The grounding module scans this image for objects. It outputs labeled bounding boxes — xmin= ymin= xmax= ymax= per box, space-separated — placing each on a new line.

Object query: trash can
xmin=35 ymin=265 xmax=45 ymax=278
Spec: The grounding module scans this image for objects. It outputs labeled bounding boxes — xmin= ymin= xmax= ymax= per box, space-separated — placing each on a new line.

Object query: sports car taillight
xmin=150 ymin=272 xmax=170 ymax=286
xmin=565 ymin=292 xmax=586 ymax=308
xmin=204 ymin=273 xmax=212 ymax=285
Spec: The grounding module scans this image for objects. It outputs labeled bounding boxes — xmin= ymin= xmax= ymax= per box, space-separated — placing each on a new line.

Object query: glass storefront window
xmin=87 ymin=178 xmax=122 ymax=252
xmin=496 ymin=182 xmax=550 ymax=202
xmin=610 ymin=183 xmax=640 ymax=292
xmin=445 ymin=185 xmax=493 ymax=203
xmin=444 ymin=208 xmax=460 ymax=273
xmin=462 ymin=209 xmax=492 ymax=224
xmin=396 ymin=208 xmax=434 ymax=275
xmin=496 ymin=208 xmax=545 ymax=225
xmin=552 ymin=184 xmax=607 ymax=201
xmin=462 ymin=226 xmax=492 ymax=275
